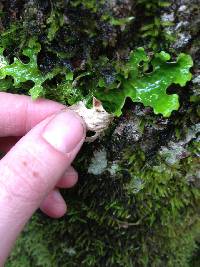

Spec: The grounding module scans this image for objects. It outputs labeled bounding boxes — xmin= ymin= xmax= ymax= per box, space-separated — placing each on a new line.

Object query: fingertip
xmin=57 ymin=166 xmax=78 ymax=188
xmin=40 ymin=189 xmax=67 ymax=218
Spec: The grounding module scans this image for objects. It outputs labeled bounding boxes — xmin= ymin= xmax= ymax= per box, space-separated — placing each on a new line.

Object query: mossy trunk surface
xmin=0 ymin=1 xmax=200 ymax=266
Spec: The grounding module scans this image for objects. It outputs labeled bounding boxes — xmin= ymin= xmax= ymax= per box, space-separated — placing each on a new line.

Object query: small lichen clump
xmin=69 ymin=98 xmax=113 ymax=142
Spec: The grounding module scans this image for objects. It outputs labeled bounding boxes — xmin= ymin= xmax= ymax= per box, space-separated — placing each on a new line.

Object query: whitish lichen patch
xmin=88 ymin=149 xmax=108 ymax=175
xmin=108 ymin=162 xmax=119 ymax=176
xmin=159 ymin=123 xmax=200 ymax=165
xmin=193 ymin=75 xmax=200 ymax=85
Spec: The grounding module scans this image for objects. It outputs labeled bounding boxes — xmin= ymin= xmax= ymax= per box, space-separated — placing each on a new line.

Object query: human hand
xmin=0 ymin=93 xmax=86 ymax=264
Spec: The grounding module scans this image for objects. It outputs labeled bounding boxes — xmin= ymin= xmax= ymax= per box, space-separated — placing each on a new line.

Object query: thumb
xmin=0 ymin=110 xmax=86 ymax=263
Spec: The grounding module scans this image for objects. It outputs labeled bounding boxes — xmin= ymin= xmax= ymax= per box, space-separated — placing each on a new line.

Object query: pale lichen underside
xmin=69 ymin=98 xmax=114 ymax=142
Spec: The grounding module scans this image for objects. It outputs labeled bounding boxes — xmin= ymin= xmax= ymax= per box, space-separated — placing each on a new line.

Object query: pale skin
xmin=0 ymin=92 xmax=86 ymax=265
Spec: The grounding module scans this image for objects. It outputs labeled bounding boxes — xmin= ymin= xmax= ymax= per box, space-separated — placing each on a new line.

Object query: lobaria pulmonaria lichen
xmin=0 ymin=40 xmax=193 ymax=118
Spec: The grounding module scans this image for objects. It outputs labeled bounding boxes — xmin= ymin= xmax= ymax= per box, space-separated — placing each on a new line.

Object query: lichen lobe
xmin=69 ymin=98 xmax=114 ymax=142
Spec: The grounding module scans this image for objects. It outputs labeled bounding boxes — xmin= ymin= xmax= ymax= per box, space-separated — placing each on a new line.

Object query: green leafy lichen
xmin=0 ymin=42 xmax=193 ymax=118
xmin=0 ymin=39 xmax=65 ymax=99
xmin=0 ymin=39 xmax=42 ymax=98
xmin=97 ymin=48 xmax=193 ymax=117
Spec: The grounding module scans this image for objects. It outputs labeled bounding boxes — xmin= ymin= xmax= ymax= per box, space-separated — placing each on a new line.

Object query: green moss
xmin=47 ymin=9 xmax=64 ymax=42
xmin=136 ymin=0 xmax=175 ymax=50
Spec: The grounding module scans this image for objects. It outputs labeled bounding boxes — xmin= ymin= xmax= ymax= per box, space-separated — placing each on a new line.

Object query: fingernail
xmin=42 ymin=110 xmax=85 ymax=153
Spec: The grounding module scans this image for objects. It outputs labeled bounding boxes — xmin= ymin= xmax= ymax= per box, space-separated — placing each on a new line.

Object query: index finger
xmin=0 ymin=92 xmax=64 ymax=137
